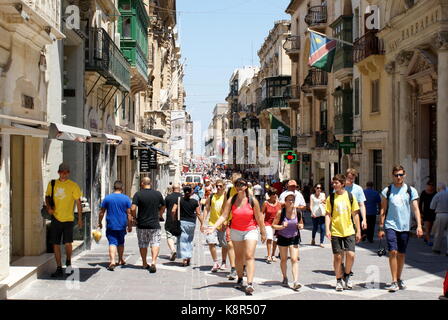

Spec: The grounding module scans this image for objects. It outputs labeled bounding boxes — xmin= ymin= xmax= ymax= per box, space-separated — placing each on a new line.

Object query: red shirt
xmin=231 ymin=200 xmax=257 ymax=232
xmin=264 ymin=201 xmax=281 ymax=226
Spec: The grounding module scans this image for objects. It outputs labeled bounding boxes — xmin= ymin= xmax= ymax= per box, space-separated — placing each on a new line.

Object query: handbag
xmin=169 ymin=196 xmax=182 ymax=237
xmin=41 ymin=180 xmax=56 ymax=220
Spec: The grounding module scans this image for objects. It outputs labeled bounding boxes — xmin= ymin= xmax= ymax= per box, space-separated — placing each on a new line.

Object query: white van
xmin=183 ymin=174 xmax=203 ymax=186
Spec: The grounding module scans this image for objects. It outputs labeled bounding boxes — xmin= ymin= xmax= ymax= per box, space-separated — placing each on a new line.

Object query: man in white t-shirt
xmin=279 ymin=180 xmax=306 ymax=211
xmin=253 ymin=181 xmax=264 ymax=204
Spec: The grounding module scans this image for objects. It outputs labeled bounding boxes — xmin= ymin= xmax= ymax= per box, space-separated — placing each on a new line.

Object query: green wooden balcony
xmin=334 ymin=113 xmax=354 ymax=135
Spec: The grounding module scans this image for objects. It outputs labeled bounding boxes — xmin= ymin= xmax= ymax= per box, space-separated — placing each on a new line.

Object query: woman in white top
xmin=310 ymin=184 xmax=326 ymax=247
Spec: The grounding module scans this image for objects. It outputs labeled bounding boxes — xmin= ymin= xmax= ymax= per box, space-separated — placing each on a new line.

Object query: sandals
xmin=271 ymin=256 xmax=277 ymax=262
xmin=107 ymin=264 xmax=115 ymax=271
xmin=266 ymin=256 xmax=272 ymax=264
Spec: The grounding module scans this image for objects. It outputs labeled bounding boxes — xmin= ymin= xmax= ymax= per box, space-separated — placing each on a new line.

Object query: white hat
xmin=283 ymin=191 xmax=296 ymax=200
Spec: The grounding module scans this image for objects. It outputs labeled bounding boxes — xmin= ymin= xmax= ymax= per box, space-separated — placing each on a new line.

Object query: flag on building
xmin=270 ymin=114 xmax=292 ymax=151
xmin=308 ymin=30 xmax=337 ymax=72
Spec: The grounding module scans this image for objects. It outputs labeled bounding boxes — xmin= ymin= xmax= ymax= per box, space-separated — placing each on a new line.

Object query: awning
xmin=117 ymin=126 xmax=167 ymax=144
xmin=88 ymin=131 xmax=123 ymax=145
xmin=150 ymin=146 xmax=169 ymax=157
xmin=0 ymin=123 xmax=48 ymax=138
xmin=48 ymin=122 xmax=91 ymax=142
xmin=0 ymin=114 xmax=48 ymax=127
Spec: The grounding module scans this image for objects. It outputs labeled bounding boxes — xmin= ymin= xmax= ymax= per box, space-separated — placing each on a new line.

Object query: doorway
xmin=419 ymin=104 xmax=437 ymax=184
xmin=10 ymin=135 xmax=25 ymax=262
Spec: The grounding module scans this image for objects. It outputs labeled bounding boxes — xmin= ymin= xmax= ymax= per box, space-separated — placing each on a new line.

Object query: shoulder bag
xmin=169 ymin=196 xmax=182 ymax=237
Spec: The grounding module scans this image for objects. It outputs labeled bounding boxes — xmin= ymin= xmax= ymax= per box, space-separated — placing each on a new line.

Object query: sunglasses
xmin=216 ymin=185 xmax=224 ymax=188
xmin=394 ymin=174 xmax=405 ymax=177
xmin=316 ymin=187 xmax=322 ymax=189
xmin=236 ymin=183 xmax=247 ymax=187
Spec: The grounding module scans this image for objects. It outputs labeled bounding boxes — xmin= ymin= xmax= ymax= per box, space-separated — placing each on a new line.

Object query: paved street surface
xmin=10 ymin=214 xmax=447 ymax=300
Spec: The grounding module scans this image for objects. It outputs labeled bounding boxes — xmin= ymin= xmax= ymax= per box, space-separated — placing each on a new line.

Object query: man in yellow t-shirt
xmin=45 ymin=163 xmax=83 ymax=278
xmin=325 ymin=174 xmax=361 ymax=292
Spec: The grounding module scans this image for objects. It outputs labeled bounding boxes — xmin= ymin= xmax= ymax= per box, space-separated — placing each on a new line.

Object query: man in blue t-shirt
xmin=363 ymin=181 xmax=382 ymax=243
xmin=99 ymin=180 xmax=132 ymax=271
xmin=378 ymin=165 xmax=423 ymax=292
xmin=345 ymin=169 xmax=367 ymax=232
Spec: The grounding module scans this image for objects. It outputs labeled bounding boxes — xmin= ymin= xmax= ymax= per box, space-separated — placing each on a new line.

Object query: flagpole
xmin=307 ymin=28 xmax=354 ymax=47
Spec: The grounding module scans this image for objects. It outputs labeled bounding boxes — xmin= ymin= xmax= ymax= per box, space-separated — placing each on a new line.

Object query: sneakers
xmin=211 ymin=261 xmax=220 ymax=273
xmin=169 ymin=251 xmax=177 ymax=261
xmin=344 ymin=273 xmax=353 ymax=290
xmin=397 ymin=279 xmax=407 ymax=290
xmin=228 ymin=268 xmax=237 ymax=280
xmin=219 ymin=263 xmax=227 ymax=270
xmin=149 ymin=264 xmax=157 ymax=273
xmin=385 ymin=282 xmax=399 ymax=292
xmin=336 ymin=279 xmax=344 ymax=292
xmin=311 ymin=239 xmax=316 ymax=246
xmin=234 ymin=277 xmax=244 ymax=290
xmin=293 ymin=281 xmax=302 ymax=291
xmin=65 ymin=260 xmax=73 ymax=275
xmin=319 ymin=243 xmax=325 ymax=248
xmin=245 ymin=283 xmax=254 ymax=295
xmin=281 ymin=277 xmax=289 ymax=287
xmin=51 ymin=266 xmax=64 ymax=278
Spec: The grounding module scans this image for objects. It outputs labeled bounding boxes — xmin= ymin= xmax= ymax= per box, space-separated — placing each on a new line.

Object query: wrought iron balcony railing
xmin=305 ymin=5 xmax=327 ymax=26
xmin=86 ymin=28 xmax=131 ymax=92
xmin=283 ymin=35 xmax=301 ymax=54
xmin=353 ymin=30 xmax=385 ymax=64
xmin=301 ymin=68 xmax=328 ymax=92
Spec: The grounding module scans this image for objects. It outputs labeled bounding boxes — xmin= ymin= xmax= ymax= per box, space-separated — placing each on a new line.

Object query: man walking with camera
xmin=378 ymin=165 xmax=423 ymax=292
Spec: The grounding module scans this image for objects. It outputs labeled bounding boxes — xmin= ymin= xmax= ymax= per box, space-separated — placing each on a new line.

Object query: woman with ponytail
xmin=206 ymin=178 xmax=266 ymax=295
xmin=172 ymin=186 xmax=204 ymax=266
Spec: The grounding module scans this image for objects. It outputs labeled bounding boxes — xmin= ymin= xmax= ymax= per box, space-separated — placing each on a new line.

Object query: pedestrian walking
xmin=45 ymin=163 xmax=83 ymax=277
xmin=131 ymin=177 xmax=166 ymax=273
xmin=98 ymin=181 xmax=132 ymax=271
xmin=262 ymin=188 xmax=281 ymax=263
xmin=164 ymin=184 xmax=183 ymax=261
xmin=325 ymin=174 xmax=361 ymax=292
xmin=363 ymin=181 xmax=382 ymax=243
xmin=272 ymin=191 xmax=304 ymax=291
xmin=310 ymin=183 xmax=326 ymax=247
xmin=172 ymin=185 xmax=204 ymax=266
xmin=378 ymin=165 xmax=423 ymax=292
xmin=345 ymin=169 xmax=368 ymax=235
xmin=279 ymin=180 xmax=307 ymax=212
xmin=419 ymin=181 xmax=437 ymax=246
xmin=201 ymin=179 xmax=235 ymax=274
xmin=253 ymin=181 xmax=264 ymax=205
xmin=206 ymin=178 xmax=267 ymax=295
xmin=430 ymin=183 xmax=448 ymax=256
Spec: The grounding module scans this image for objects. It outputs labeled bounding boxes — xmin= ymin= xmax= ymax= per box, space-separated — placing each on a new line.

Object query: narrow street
xmin=10 ymin=214 xmax=446 ymax=300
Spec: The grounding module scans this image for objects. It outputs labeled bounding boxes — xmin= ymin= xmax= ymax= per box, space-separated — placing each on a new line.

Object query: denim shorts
xmin=230 ymin=228 xmax=259 ymax=242
xmin=385 ymin=229 xmax=410 ymax=254
xmin=106 ymin=229 xmax=126 ymax=246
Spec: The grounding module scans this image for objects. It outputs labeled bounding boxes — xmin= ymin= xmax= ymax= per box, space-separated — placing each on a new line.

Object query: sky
xmin=176 ymin=0 xmax=291 ymax=155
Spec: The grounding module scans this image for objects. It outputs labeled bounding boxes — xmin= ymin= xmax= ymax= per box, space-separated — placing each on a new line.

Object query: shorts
xmin=385 ymin=229 xmax=410 ymax=254
xmin=277 ymin=234 xmax=300 ymax=247
xmin=230 ymin=228 xmax=259 ymax=242
xmin=331 ymin=235 xmax=356 ymax=254
xmin=165 ymin=229 xmax=177 ymax=242
xmin=265 ymin=226 xmax=274 ymax=240
xmin=106 ymin=229 xmax=126 ymax=246
xmin=137 ymin=228 xmax=162 ymax=248
xmin=205 ymin=225 xmax=228 ymax=247
xmin=422 ymin=212 xmax=436 ymax=223
xmin=50 ymin=218 xmax=74 ymax=245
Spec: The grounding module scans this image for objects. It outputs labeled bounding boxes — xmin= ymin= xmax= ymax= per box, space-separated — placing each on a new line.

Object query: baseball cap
xmin=287 ymin=180 xmax=298 ymax=187
xmin=58 ymin=163 xmax=70 ymax=172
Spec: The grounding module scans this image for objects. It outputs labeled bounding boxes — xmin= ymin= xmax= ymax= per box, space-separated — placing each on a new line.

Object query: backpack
xmin=329 ymin=191 xmax=356 ymax=231
xmin=385 ymin=184 xmax=413 ymax=218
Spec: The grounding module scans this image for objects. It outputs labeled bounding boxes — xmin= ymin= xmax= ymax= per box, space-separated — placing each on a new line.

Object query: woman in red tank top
xmin=262 ymin=188 xmax=281 ymax=263
xmin=205 ymin=178 xmax=266 ymax=295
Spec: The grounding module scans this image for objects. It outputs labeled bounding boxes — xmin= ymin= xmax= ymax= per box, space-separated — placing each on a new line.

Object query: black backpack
xmin=329 ymin=191 xmax=356 ymax=231
xmin=384 ymin=184 xmax=413 ymax=218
